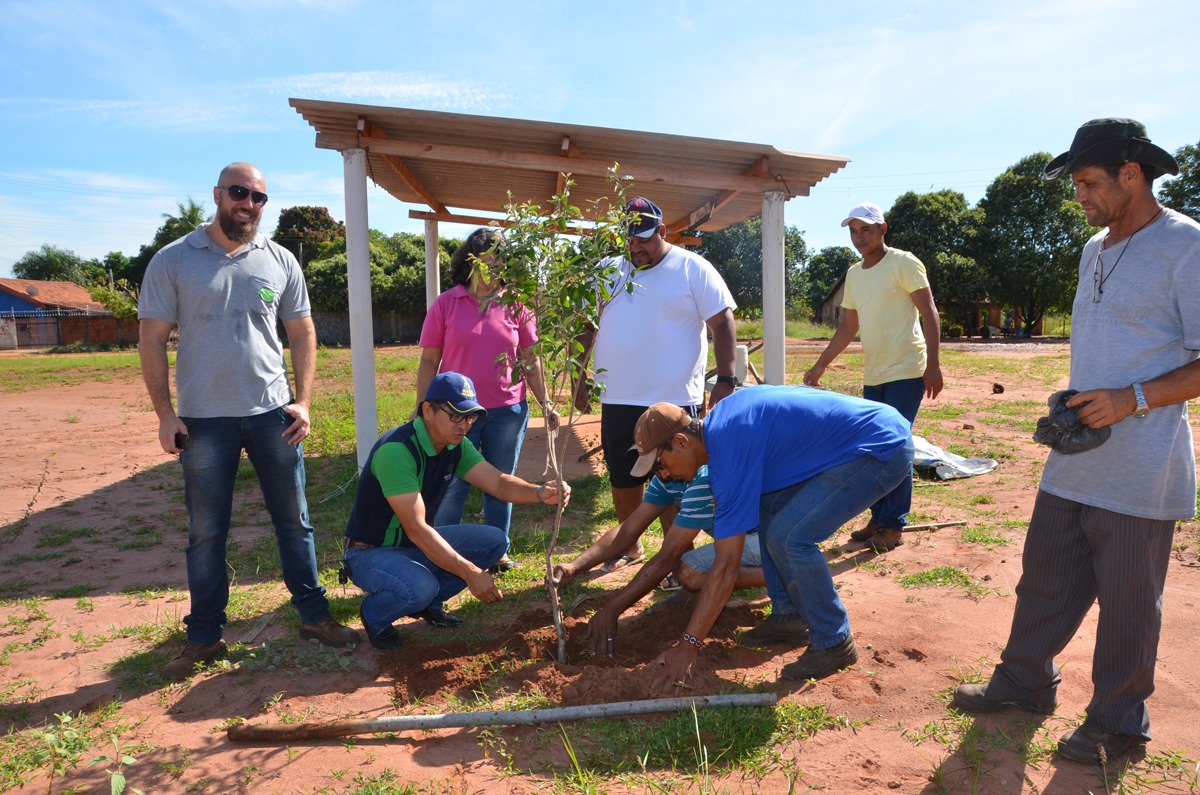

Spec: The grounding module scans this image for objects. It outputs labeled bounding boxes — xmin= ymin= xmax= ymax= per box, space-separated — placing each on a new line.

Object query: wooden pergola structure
xmin=290 ymin=99 xmax=848 ymax=465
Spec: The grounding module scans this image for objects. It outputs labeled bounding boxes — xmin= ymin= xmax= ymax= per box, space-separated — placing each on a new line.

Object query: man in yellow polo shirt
xmin=803 ymin=202 xmax=943 ymax=551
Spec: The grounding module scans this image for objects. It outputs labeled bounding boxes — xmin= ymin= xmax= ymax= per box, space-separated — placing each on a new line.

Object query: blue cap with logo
xmin=426 ymin=372 xmax=487 ymax=417
xmin=625 ymin=196 xmax=664 ymax=239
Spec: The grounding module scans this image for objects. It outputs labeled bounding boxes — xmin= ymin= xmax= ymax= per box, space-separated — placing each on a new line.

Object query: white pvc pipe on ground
xmin=227 ymin=692 xmax=777 ymax=742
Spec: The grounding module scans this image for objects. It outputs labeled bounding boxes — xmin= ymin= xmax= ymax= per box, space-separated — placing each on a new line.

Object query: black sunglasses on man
xmin=217 ymin=184 xmax=268 ymax=206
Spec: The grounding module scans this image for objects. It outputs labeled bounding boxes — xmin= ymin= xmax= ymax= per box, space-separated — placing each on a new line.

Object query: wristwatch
xmin=1131 ymin=382 xmax=1149 ymax=418
xmin=715 ymin=375 xmax=740 ymax=388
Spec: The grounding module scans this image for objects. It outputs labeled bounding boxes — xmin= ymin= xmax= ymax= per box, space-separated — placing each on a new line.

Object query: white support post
xmin=761 ymin=191 xmax=786 ymax=384
xmin=424 ymin=219 xmax=440 ymax=309
xmin=343 ymin=148 xmax=378 ymax=469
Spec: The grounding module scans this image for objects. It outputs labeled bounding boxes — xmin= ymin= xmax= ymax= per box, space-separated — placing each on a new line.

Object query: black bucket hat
xmin=1043 ymin=118 xmax=1179 ymax=181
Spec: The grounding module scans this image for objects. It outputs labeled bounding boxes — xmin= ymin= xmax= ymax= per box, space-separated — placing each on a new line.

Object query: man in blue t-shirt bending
xmin=628 ymin=386 xmax=913 ymax=687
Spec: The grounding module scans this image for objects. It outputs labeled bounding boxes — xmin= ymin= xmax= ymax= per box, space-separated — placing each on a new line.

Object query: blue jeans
xmin=862 ymin=378 xmax=924 ymax=529
xmin=344 ymin=524 xmax=506 ymax=633
xmin=179 ymin=408 xmax=330 ymax=644
xmin=759 ymin=444 xmax=914 ymax=648
xmin=434 ymin=401 xmax=529 ymax=546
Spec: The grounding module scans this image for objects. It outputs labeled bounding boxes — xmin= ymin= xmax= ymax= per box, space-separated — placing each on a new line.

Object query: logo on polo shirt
xmin=258 ymin=287 xmax=276 ymax=303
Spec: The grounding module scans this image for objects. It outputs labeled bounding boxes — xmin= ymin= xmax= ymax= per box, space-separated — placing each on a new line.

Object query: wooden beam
xmin=556 ymin=135 xmax=582 ymax=196
xmin=358 ymin=118 xmax=450 ymax=214
xmin=667 ymin=156 xmax=777 ymax=235
xmin=382 ymin=154 xmax=448 ymax=214
xmin=409 ymin=209 xmax=512 ymax=227
xmin=409 ymin=209 xmax=588 ymax=238
xmin=315 ymin=133 xmax=789 ymax=193
xmin=683 ymin=156 xmax=773 ymax=231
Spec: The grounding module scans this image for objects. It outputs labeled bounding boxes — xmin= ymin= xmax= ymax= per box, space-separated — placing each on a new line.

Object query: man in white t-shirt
xmin=803 ymin=202 xmax=943 ymax=551
xmin=573 ymin=197 xmax=737 ymax=570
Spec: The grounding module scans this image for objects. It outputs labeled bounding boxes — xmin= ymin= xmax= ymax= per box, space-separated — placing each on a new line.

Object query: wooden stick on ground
xmin=900 ymin=520 xmax=968 ymax=533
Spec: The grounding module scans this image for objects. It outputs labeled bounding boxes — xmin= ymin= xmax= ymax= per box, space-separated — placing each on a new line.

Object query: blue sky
xmin=2 ymin=0 xmax=1198 ymax=279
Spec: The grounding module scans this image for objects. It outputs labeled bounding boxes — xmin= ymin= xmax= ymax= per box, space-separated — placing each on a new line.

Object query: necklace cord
xmin=1093 ymin=207 xmax=1163 ymax=302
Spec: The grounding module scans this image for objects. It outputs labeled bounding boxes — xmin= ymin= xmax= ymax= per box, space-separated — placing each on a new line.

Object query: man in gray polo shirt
xmin=139 ymin=162 xmax=358 ymax=681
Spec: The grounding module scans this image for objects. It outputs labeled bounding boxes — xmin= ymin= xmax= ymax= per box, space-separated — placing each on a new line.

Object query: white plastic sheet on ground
xmin=912 ymin=435 xmax=998 ymax=480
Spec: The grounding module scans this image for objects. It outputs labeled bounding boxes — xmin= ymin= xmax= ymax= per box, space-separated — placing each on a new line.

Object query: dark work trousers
xmin=986 ymin=489 xmax=1175 ymax=739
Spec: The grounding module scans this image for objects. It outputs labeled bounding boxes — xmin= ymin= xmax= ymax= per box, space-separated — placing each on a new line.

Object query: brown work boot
xmin=780 ymin=635 xmax=859 ymax=681
xmin=952 ymin=683 xmax=1055 ymax=715
xmin=740 ymin=611 xmax=810 ymax=647
xmin=299 ymin=616 xmax=361 ymax=648
xmin=1057 ymin=724 xmax=1145 ymax=764
xmin=163 ymin=640 xmax=228 ymax=681
xmin=849 ymin=520 xmax=880 ymax=542
xmin=867 ymin=527 xmax=904 ymax=551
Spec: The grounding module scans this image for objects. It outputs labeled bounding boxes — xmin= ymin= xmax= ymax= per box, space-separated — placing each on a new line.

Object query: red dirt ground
xmin=2 ymin=341 xmax=1199 ymax=794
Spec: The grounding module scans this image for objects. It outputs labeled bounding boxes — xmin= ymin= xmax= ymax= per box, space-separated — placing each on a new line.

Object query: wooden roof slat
xmin=290 ymin=99 xmax=848 ymax=233
xmin=324 ymin=134 xmax=794 ymax=194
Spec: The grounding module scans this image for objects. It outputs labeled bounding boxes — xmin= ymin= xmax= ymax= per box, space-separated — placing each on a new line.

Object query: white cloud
xmin=254 ymin=71 xmax=511 ymax=111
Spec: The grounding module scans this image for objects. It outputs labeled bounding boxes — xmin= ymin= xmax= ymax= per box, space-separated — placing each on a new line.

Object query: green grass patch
xmin=0 ymin=701 xmax=126 ymax=791
xmin=113 ymin=525 xmax=162 ymax=551
xmin=921 ymin=402 xmax=970 ymax=421
xmin=899 ymin=566 xmax=993 ymax=601
xmin=0 ymin=351 xmax=146 ymax=391
xmin=555 ymin=699 xmax=848 ymax=778
xmin=960 ymin=525 xmax=1010 ymax=547
xmin=48 ymin=585 xmax=93 ymax=599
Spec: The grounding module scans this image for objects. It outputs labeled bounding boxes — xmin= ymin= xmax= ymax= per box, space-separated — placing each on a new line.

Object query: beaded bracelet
xmin=682 ymin=632 xmax=703 ymax=648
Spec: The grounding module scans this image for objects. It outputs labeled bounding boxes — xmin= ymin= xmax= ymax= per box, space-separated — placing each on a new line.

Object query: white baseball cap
xmin=841 ymin=203 xmax=886 ymax=227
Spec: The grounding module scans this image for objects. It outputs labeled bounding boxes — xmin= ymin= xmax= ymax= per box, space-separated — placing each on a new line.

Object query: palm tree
xmin=154 ymin=199 xmax=208 ymax=248
xmin=128 ymin=198 xmax=211 ymax=284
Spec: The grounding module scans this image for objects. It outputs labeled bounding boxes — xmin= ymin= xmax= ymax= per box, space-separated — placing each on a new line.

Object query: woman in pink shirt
xmin=414 ymin=229 xmax=560 ymax=572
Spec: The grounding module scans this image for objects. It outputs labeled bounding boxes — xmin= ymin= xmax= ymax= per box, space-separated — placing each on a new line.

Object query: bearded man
xmin=139 ymin=162 xmax=359 ymax=680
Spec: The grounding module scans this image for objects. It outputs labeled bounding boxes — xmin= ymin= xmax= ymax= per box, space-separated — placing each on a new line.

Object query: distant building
xmin=0 ymin=279 xmax=104 ymax=313
xmin=0 ymin=279 xmax=132 ymax=349
xmin=815 ymin=272 xmax=848 ymax=327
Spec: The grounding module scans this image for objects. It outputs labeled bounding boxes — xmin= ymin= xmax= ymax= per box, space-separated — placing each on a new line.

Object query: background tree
xmin=304 ymin=243 xmax=388 ymax=313
xmin=127 ymin=198 xmax=209 ymax=285
xmin=1158 ymin=139 xmax=1200 ymax=220
xmin=370 ymin=231 xmax=451 ymax=313
xmin=797 ymin=245 xmax=857 ymax=314
xmin=12 ymin=244 xmax=99 ymax=285
xmin=88 ymin=278 xmax=139 ymax=320
xmin=885 ymin=189 xmax=974 ymax=267
xmin=695 ymin=217 xmax=809 ymax=317
xmin=303 ymin=231 xmax=451 ymax=314
xmin=928 ymin=252 xmax=990 ymax=332
xmin=885 ymin=190 xmax=988 ymax=298
xmin=976 ymin=153 xmax=1091 ymax=334
xmin=272 ymin=206 xmax=346 ymax=267
xmin=98 ymin=251 xmax=131 ymax=282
